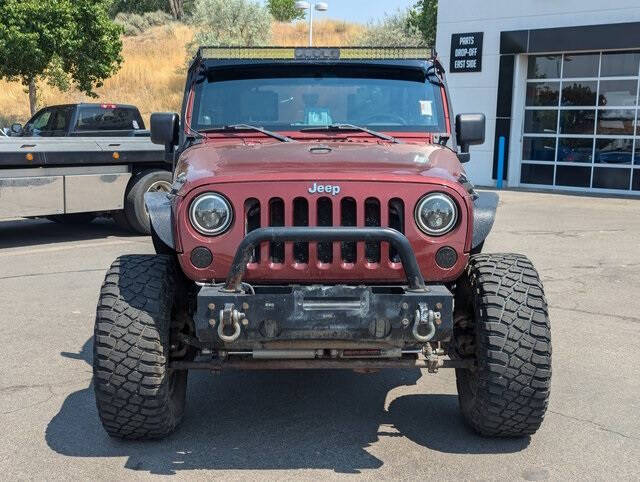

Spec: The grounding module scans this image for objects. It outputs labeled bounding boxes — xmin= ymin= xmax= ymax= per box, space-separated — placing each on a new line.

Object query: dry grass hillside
xmin=272 ymin=19 xmax=364 ymax=46
xmin=0 ymin=20 xmax=361 ymax=126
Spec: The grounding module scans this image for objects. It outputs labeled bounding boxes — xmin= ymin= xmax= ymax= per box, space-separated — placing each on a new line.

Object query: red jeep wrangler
xmin=93 ymin=47 xmax=552 ymax=440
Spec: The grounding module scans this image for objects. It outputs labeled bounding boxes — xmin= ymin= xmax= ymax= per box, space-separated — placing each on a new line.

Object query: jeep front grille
xmin=244 ymin=196 xmax=405 ymax=265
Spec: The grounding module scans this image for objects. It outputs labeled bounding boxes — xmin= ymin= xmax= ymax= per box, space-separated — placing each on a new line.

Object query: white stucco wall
xmin=435 ymin=0 xmax=640 ymax=187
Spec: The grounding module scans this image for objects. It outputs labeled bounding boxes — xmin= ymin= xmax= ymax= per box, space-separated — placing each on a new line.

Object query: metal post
xmin=497 ymin=136 xmax=506 ymax=189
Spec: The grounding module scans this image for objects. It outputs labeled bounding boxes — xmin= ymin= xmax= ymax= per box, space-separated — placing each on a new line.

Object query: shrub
xmin=190 ymin=0 xmax=272 ymax=47
xmin=353 ymin=10 xmax=426 ymax=47
xmin=115 ymin=11 xmax=174 ymax=36
xmin=145 ymin=10 xmax=174 ymax=26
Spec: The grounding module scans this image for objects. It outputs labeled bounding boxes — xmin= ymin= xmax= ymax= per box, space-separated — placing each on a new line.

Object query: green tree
xmin=108 ymin=0 xmax=165 ymax=16
xmin=168 ymin=0 xmax=185 ymax=20
xmin=267 ymin=0 xmax=305 ymax=22
xmin=408 ymin=0 xmax=438 ymax=46
xmin=191 ymin=0 xmax=272 ymax=47
xmin=108 ymin=0 xmax=194 ymax=19
xmin=0 ymin=0 xmax=123 ymax=115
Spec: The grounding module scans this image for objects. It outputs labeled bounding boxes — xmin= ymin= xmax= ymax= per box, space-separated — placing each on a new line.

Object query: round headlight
xmin=415 ymin=193 xmax=458 ymax=236
xmin=189 ymin=193 xmax=233 ymax=236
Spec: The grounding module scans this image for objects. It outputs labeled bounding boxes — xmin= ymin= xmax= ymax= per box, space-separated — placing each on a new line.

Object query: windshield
xmin=191 ymin=65 xmax=446 ymax=133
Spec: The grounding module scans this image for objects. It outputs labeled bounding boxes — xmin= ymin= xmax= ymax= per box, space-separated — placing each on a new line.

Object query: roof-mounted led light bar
xmin=197 ymin=46 xmax=435 ymax=61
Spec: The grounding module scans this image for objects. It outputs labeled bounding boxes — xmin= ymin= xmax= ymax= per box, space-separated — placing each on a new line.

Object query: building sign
xmin=450 ymin=32 xmax=483 ymax=73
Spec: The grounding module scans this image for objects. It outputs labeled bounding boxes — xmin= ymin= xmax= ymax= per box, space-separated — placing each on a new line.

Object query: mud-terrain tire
xmin=124 ymin=170 xmax=172 ymax=235
xmin=455 ymin=253 xmax=552 ymax=437
xmin=93 ymin=255 xmax=187 ymax=440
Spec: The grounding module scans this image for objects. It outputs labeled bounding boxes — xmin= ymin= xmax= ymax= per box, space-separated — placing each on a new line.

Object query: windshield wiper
xmin=300 ymin=123 xmax=401 ymax=144
xmin=199 ymin=124 xmax=296 ymax=143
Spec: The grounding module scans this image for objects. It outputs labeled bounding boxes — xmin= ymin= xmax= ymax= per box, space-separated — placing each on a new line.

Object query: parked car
xmin=92 ymin=47 xmax=552 ymax=440
xmin=8 ymin=103 xmax=149 ymax=137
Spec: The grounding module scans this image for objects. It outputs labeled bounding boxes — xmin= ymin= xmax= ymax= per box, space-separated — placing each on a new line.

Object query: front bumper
xmin=194 ymin=283 xmax=453 ymax=347
xmin=193 ymin=227 xmax=454 ymax=349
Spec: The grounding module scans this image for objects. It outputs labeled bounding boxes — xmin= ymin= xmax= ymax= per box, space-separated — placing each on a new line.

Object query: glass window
xmin=595 ymin=138 xmax=633 ymax=164
xmin=560 ymin=110 xmax=595 ymax=134
xmin=520 ymin=163 xmax=554 ymax=185
xmin=76 ymin=106 xmax=143 ymax=131
xmin=596 ymin=109 xmax=635 ymax=135
xmin=50 ymin=108 xmax=73 ymax=132
xmin=563 ymin=53 xmax=599 ymax=78
xmin=528 ymin=55 xmax=562 ymax=79
xmin=192 ymin=66 xmax=446 ymax=132
xmin=555 ymin=165 xmax=592 ymax=187
xmin=522 ymin=137 xmax=556 ymax=161
xmin=592 ymin=167 xmax=631 ymax=190
xmin=521 ymin=50 xmax=640 ymax=193
xmin=558 ymin=138 xmax=593 ymax=162
xmin=600 ymin=51 xmax=640 ymax=77
xmin=599 ymin=80 xmax=638 ymax=106
xmin=561 ymin=81 xmax=597 ymax=106
xmin=29 ymin=110 xmax=52 ymax=130
xmin=526 ymin=82 xmax=559 ymax=106
xmin=524 ymin=110 xmax=558 ymax=134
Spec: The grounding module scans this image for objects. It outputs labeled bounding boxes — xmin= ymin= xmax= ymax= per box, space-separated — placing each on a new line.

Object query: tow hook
xmin=412 ymin=302 xmax=438 ymax=342
xmin=218 ymin=303 xmax=245 ymax=342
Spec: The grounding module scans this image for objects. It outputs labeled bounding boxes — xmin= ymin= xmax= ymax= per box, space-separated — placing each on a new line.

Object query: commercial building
xmin=436 ymin=0 xmax=640 ymax=194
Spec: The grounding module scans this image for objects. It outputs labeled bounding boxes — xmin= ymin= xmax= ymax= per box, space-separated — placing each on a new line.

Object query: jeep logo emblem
xmin=308 ymin=182 xmax=341 ymax=196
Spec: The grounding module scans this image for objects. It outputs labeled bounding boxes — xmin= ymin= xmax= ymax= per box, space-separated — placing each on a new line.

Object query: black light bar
xmin=197 ymin=46 xmax=435 ymax=61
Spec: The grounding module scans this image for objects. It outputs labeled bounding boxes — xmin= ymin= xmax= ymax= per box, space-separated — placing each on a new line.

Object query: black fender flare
xmin=144 ymin=192 xmax=175 ymax=250
xmin=472 ymin=191 xmax=499 ymax=250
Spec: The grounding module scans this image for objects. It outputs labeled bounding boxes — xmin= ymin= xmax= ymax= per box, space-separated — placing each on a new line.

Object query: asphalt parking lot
xmin=0 ymin=190 xmax=639 ymax=480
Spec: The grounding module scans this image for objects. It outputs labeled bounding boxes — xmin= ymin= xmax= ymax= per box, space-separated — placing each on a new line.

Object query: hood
xmin=175 ymin=140 xmax=464 ymax=193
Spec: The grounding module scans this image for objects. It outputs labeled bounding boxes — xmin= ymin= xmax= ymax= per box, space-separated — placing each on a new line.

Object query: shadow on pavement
xmin=0 ymin=217 xmax=140 ymax=250
xmin=47 ymin=339 xmax=529 ymax=475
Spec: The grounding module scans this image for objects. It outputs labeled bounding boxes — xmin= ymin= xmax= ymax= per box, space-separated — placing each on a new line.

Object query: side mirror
xmin=150 ymin=113 xmax=179 ymax=147
xmin=11 ymin=123 xmax=23 ymax=135
xmin=455 ymin=113 xmax=485 ymax=163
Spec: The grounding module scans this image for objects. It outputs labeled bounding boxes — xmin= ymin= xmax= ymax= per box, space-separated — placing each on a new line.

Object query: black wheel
xmin=454 ymin=253 xmax=552 ymax=437
xmin=46 ymin=213 xmax=96 ymax=224
xmin=124 ymin=170 xmax=172 ymax=235
xmin=93 ymin=255 xmax=187 ymax=440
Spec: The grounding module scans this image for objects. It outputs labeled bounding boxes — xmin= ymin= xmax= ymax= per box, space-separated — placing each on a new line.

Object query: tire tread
xmin=93 ymin=254 xmax=184 ymax=439
xmin=457 ymin=253 xmax=552 ymax=437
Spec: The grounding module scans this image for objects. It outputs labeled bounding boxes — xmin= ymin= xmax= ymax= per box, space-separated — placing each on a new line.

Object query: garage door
xmin=520 ymin=51 xmax=640 ymax=194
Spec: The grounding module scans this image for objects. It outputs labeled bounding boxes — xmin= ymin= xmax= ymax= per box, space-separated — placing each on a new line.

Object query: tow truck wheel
xmin=454 ymin=253 xmax=552 ymax=437
xmin=93 ymin=255 xmax=187 ymax=440
xmin=124 ymin=170 xmax=172 ymax=235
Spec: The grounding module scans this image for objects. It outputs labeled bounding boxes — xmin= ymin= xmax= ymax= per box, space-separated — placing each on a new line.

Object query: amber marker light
xmin=112 ymin=152 xmax=120 ymax=160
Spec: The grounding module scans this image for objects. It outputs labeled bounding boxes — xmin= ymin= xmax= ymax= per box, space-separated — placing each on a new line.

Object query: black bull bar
xmin=193 ymin=227 xmax=454 ymax=346
xmin=224 ymin=227 xmax=427 ymax=292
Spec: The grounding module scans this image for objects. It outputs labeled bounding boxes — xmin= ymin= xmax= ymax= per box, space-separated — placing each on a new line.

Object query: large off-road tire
xmin=454 ymin=253 xmax=552 ymax=437
xmin=123 ymin=170 xmax=172 ymax=235
xmin=93 ymin=254 xmax=187 ymax=440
